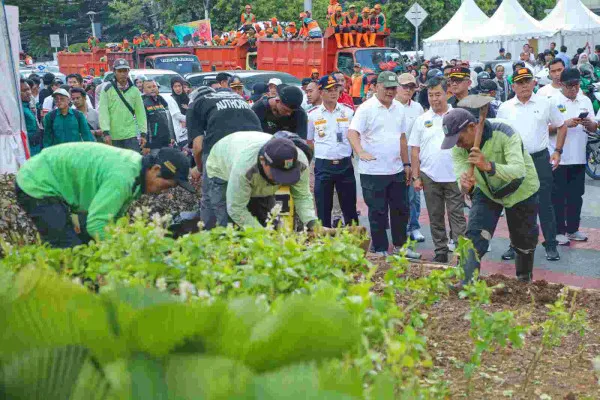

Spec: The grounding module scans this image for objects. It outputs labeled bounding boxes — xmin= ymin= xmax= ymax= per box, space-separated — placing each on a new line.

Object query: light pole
xmin=87 ymin=11 xmax=97 ymax=38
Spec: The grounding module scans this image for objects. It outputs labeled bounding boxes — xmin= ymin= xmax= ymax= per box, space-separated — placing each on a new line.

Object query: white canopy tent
xmin=0 ymin=3 xmax=28 ymax=174
xmin=422 ymin=0 xmax=490 ymax=60
xmin=460 ymin=0 xmax=556 ymax=61
xmin=538 ymin=0 xmax=600 ymax=56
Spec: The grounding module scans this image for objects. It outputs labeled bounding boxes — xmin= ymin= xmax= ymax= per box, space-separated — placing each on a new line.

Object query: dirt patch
xmin=371 ymin=258 xmax=600 ymax=399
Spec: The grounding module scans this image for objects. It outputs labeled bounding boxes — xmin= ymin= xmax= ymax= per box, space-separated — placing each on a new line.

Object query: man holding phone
xmin=550 ymin=68 xmax=597 ymax=244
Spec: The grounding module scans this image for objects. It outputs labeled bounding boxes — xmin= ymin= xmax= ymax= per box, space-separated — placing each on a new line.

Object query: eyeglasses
xmin=563 ymin=82 xmax=579 ymax=89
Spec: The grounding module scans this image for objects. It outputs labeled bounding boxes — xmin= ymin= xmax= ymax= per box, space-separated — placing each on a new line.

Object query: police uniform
xmin=308 ymin=76 xmax=358 ymax=228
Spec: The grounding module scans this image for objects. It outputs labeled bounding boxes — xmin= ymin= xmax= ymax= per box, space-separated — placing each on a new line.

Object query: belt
xmin=317 ymin=157 xmax=351 ymax=165
xmin=530 ymin=149 xmax=549 ymax=158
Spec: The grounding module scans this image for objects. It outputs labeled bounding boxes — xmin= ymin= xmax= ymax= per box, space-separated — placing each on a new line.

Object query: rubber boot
xmin=348 ymin=33 xmax=355 ymax=47
xmin=369 ymin=33 xmax=377 ymax=47
xmin=343 ymin=33 xmax=350 ymax=47
xmin=461 ymin=248 xmax=481 ymax=284
xmin=356 ymin=33 xmax=363 ymax=47
xmin=515 ymin=250 xmax=534 ymax=283
xmin=335 ymin=33 xmax=343 ymax=49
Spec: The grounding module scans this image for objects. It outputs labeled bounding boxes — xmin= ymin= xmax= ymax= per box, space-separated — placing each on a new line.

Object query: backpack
xmin=42 ymin=108 xmax=88 ymax=148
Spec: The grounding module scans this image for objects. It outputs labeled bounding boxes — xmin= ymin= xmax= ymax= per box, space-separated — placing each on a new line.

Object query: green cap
xmin=377 ymin=71 xmax=399 ymax=88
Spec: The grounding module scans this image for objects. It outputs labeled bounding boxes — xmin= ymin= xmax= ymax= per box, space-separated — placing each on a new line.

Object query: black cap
xmin=276 ymin=84 xmax=303 ymax=110
xmin=441 ymin=108 xmax=476 ymax=150
xmin=499 ymin=47 xmax=505 ymax=53
xmin=318 ymin=74 xmax=341 ymax=90
xmin=448 ymin=67 xmax=471 ymax=80
xmin=156 ymin=148 xmax=195 ymax=193
xmin=262 ymin=137 xmax=301 ymax=185
xmin=216 ymin=72 xmax=231 ymax=83
xmin=251 ymin=82 xmax=268 ymax=102
xmin=113 ymin=58 xmax=130 ymax=70
xmin=301 ymin=78 xmax=312 ymax=86
xmin=479 ymin=79 xmax=498 ymax=93
xmin=560 ymin=68 xmax=580 ymax=83
xmin=513 ymin=67 xmax=533 ymax=82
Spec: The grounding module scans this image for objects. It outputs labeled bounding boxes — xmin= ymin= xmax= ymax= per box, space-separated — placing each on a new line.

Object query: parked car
xmin=185 ymin=70 xmax=301 ymax=97
xmin=103 ymin=69 xmax=184 ymax=101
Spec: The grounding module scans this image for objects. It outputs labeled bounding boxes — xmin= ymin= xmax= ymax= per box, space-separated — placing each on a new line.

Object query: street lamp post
xmin=87 ymin=11 xmax=97 ymax=38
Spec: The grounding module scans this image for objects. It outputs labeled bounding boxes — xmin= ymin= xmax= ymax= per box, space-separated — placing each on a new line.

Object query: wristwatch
xmin=554 ymin=148 xmax=563 ymax=155
xmin=403 ymin=163 xmax=411 ymax=167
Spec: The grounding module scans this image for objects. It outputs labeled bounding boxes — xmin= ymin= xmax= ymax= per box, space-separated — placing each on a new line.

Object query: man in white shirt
xmin=409 ymin=77 xmax=466 ymax=263
xmin=551 ymin=68 xmax=597 ymax=244
xmin=307 ymin=75 xmax=358 ymax=227
xmin=348 ymin=71 xmax=420 ymax=259
xmin=497 ymin=67 xmax=567 ymax=261
xmin=396 ymin=73 xmax=426 ymax=243
xmin=537 ymin=59 xmax=565 ymax=99
xmin=70 ymin=88 xmax=102 ymax=140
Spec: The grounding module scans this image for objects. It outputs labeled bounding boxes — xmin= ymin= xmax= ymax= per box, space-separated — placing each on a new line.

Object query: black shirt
xmin=251 ymin=97 xmax=308 ymax=139
xmin=143 ymin=94 xmax=174 ymax=149
xmin=187 ymin=88 xmax=262 ymax=156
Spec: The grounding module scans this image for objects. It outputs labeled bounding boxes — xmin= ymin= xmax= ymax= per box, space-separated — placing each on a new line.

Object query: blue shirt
xmin=42 ymin=108 xmax=95 ymax=149
xmin=557 ymin=52 xmax=571 ymax=68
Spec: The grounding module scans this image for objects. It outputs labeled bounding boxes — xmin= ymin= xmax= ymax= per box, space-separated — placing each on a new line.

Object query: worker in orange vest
xmin=241 ymin=5 xmax=256 ymax=31
xmin=271 ymin=17 xmax=283 ymax=36
xmin=149 ymin=34 xmax=156 ymax=46
xmin=122 ymin=39 xmax=131 ymax=51
xmin=285 ymin=22 xmax=298 ymax=39
xmin=344 ymin=5 xmax=363 ymax=47
xmin=349 ymin=63 xmax=367 ymax=105
xmin=327 ymin=0 xmax=340 ymax=17
xmin=133 ymin=35 xmax=142 ymax=48
xmin=87 ymin=36 xmax=99 ymax=51
xmin=329 ymin=5 xmax=349 ymax=48
xmin=300 ymin=11 xmax=322 ymax=39
xmin=366 ymin=9 xmax=379 ymax=47
xmin=373 ymin=4 xmax=386 ymax=33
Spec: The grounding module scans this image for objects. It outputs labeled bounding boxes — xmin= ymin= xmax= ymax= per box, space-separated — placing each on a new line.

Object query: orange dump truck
xmin=255 ymin=29 xmax=405 ymax=79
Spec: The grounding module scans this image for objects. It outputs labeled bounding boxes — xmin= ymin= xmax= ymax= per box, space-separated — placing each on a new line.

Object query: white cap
xmin=268 ymin=78 xmax=282 ymax=86
xmin=52 ymin=88 xmax=71 ymax=99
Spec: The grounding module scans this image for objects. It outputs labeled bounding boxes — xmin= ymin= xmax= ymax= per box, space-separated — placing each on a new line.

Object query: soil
xmin=368 ymin=255 xmax=600 ymax=399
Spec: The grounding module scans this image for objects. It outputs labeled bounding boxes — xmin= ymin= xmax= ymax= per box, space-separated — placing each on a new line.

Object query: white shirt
xmin=537 ymin=84 xmax=562 ymax=99
xmin=307 ymin=103 xmax=354 ymax=160
xmin=164 ymin=95 xmax=188 ymax=143
xmin=497 ymin=93 xmax=565 ymax=154
xmin=399 ymin=99 xmax=424 ymax=140
xmin=349 ymin=96 xmax=407 ymax=175
xmin=549 ymin=92 xmax=593 ymax=165
xmin=83 ymin=107 xmax=100 ymax=130
xmin=408 ymin=107 xmax=456 ymax=183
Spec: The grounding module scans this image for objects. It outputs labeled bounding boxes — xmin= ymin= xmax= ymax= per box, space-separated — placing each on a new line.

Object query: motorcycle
xmin=586 ymin=131 xmax=600 ymax=179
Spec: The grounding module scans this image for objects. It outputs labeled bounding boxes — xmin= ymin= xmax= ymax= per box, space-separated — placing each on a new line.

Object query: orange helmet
xmin=374 ymin=4 xmax=382 ymax=10
xmin=271 ymin=17 xmax=277 ymax=23
xmin=362 ymin=7 xmax=370 ymax=13
xmin=335 ymin=5 xmax=342 ymax=11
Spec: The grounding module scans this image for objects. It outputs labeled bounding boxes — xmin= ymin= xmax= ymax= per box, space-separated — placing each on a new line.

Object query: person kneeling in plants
xmin=204 ymin=131 xmax=319 ymax=229
xmin=441 ymin=108 xmax=540 ymax=283
xmin=15 ymin=143 xmax=195 ymax=248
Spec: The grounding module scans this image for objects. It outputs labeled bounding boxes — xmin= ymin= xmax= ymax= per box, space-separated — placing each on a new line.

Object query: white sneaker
xmin=369 ymin=251 xmax=389 ymax=258
xmin=556 ymin=234 xmax=571 ymax=246
xmin=410 ymin=229 xmax=426 ymax=243
xmin=392 ymin=247 xmax=422 ymax=260
xmin=448 ymin=239 xmax=456 ymax=252
xmin=567 ymin=231 xmax=588 ymax=242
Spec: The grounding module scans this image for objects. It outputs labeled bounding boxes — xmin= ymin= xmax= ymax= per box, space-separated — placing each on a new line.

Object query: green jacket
xmin=206 ymin=131 xmax=317 ymax=228
xmin=16 ymin=143 xmax=144 ymax=240
xmin=452 ymin=120 xmax=539 ymax=208
xmin=98 ymin=79 xmax=147 ymax=140
xmin=42 ymin=108 xmax=95 ymax=149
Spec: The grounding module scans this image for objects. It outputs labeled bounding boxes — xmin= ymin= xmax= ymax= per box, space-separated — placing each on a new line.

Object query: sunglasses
xmin=563 ymin=81 xmax=580 ymax=88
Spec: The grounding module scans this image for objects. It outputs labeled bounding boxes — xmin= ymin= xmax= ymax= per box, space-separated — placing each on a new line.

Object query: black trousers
xmin=15 ymin=184 xmax=91 ymax=248
xmin=360 ymin=172 xmax=409 ymax=252
xmin=552 ymin=164 xmax=586 ymax=235
xmin=467 ymin=189 xmax=539 ymax=262
xmin=531 ymin=149 xmax=558 ymax=248
xmin=314 ymin=157 xmax=358 ymax=228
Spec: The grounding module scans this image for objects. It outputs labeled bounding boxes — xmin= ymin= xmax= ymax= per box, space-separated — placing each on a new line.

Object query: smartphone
xmin=578 ymin=112 xmax=589 ymax=119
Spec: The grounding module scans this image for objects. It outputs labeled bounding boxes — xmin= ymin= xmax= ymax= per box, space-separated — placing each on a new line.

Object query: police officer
xmin=497 ymin=67 xmax=567 ymax=261
xmin=307 ymin=75 xmax=359 ymax=227
xmin=441 ymin=108 xmax=540 ymax=283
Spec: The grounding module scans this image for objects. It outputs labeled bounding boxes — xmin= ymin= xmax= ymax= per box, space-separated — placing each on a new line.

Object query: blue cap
xmin=251 ymin=82 xmax=268 ymax=102
xmin=318 ymin=75 xmax=341 ymax=90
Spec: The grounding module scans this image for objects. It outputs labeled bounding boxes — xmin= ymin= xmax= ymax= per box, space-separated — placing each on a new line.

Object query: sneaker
xmin=567 ymin=231 xmax=588 ymax=242
xmin=501 ymin=247 xmax=515 ymax=260
xmin=369 ymin=251 xmax=389 ymax=258
xmin=410 ymin=229 xmax=426 ymax=243
xmin=545 ymin=246 xmax=560 ymax=261
xmin=556 ymin=234 xmax=571 ymax=246
xmin=433 ymin=253 xmax=449 ymax=263
xmin=448 ymin=239 xmax=456 ymax=252
xmin=392 ymin=246 xmax=422 ymax=260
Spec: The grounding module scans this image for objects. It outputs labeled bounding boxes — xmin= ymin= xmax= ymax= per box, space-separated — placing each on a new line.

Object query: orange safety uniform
xmin=327 ymin=0 xmax=340 ymax=17
xmin=241 ymin=12 xmax=256 ymax=26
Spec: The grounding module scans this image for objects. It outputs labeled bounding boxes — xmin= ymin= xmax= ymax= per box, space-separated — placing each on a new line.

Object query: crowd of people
xmin=16 ymin=36 xmax=600 ymax=284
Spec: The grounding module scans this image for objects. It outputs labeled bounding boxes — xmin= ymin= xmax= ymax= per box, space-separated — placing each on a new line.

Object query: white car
xmin=104 ymin=69 xmax=184 ymax=102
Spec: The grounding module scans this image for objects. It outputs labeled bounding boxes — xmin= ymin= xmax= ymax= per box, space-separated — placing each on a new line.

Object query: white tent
xmin=538 ymin=0 xmax=600 ymax=54
xmin=460 ymin=0 xmax=556 ymax=61
xmin=422 ymin=0 xmax=490 ymax=60
xmin=0 ymin=4 xmax=28 ymax=174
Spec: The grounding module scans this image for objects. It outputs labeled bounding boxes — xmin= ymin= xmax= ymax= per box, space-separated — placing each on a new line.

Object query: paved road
xmin=355 ymin=173 xmax=600 ymax=289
